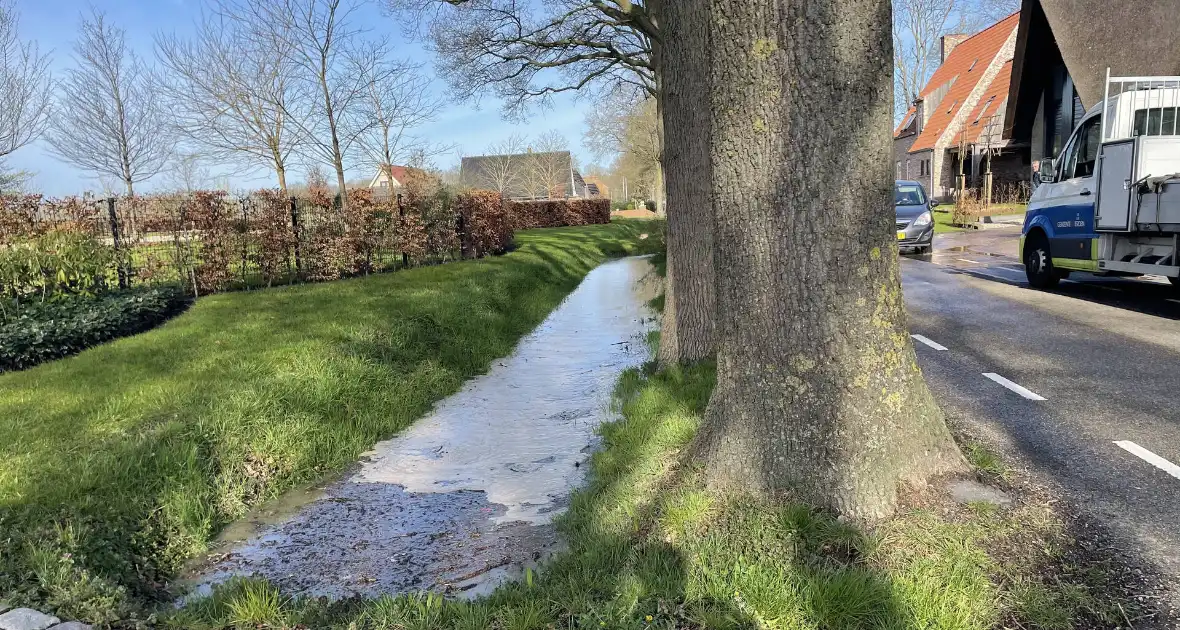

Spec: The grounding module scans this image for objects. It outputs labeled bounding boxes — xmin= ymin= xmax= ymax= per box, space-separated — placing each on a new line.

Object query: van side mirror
xmin=929 ymin=200 xmax=939 ymax=208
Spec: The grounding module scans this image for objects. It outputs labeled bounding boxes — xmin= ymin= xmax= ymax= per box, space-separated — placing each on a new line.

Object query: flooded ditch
xmin=182 ymin=256 xmax=660 ymax=601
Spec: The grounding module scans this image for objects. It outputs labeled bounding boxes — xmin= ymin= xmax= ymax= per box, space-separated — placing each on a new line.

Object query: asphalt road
xmin=901 ymin=226 xmax=1180 ymax=603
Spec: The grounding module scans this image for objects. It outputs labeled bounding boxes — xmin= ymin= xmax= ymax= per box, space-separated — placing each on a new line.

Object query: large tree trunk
xmin=657 ymin=0 xmax=714 ymax=366
xmin=690 ymin=0 xmax=964 ymax=520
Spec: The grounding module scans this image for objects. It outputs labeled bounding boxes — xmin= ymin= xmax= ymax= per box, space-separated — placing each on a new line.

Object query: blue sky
xmin=9 ymin=0 xmax=599 ymax=196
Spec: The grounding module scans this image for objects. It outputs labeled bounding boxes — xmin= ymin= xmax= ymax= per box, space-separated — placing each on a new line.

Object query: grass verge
xmin=0 ymin=220 xmax=663 ymax=622
xmin=173 ymin=359 xmax=1141 ymax=629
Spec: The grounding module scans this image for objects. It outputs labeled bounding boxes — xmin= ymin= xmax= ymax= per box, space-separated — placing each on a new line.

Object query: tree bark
xmin=657 ymin=0 xmax=715 ymax=366
xmin=690 ymin=0 xmax=964 ymax=520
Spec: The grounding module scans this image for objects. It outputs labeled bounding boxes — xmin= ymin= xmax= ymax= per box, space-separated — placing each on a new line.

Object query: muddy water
xmin=184 ymin=256 xmax=659 ymax=600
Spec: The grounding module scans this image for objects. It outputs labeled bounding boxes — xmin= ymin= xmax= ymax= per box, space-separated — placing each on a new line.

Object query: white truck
xmin=1021 ymin=71 xmax=1180 ymax=289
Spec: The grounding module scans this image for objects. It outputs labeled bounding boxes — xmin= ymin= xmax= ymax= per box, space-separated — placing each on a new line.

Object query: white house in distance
xmin=368 ymin=164 xmax=412 ymax=191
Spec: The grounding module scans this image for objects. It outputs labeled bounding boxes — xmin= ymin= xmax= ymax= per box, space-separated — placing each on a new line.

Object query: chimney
xmin=940 ymin=33 xmax=970 ymax=63
xmin=914 ymin=98 xmax=926 ymax=131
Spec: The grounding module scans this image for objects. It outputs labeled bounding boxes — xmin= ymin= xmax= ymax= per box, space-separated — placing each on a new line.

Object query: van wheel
xmin=1024 ymin=234 xmax=1059 ymax=289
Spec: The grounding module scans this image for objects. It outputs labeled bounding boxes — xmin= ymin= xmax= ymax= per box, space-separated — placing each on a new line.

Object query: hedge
xmin=457 ymin=190 xmax=513 ymax=257
xmin=0 ymin=286 xmax=192 ymax=372
xmin=505 ymin=198 xmax=612 ymax=230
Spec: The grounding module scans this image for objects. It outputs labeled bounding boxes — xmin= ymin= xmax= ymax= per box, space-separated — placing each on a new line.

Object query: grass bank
xmin=0 ymin=220 xmax=663 ymax=622
xmin=173 ymin=356 xmax=1139 ymax=629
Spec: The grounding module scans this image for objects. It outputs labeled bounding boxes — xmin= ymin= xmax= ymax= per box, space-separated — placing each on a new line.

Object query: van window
xmin=1061 ymin=116 xmax=1101 ymax=180
xmin=1133 ymin=107 xmax=1179 ymax=136
xmin=895 ymin=184 xmax=926 ymax=205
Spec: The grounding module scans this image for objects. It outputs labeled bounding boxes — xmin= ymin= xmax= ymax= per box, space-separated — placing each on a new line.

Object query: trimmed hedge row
xmin=457 ymin=190 xmax=513 ymax=257
xmin=0 ymin=286 xmax=192 ymax=372
xmin=506 ymin=198 xmax=612 ymax=230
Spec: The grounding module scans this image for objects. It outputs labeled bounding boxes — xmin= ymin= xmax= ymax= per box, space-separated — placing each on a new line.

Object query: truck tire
xmin=1024 ymin=234 xmax=1059 ymax=289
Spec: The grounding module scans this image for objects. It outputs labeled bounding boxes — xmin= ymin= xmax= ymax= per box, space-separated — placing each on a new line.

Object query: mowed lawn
xmin=0 ymin=220 xmax=664 ymax=622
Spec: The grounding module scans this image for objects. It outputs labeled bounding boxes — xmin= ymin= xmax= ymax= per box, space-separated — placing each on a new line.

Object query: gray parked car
xmin=895 ymin=180 xmax=936 ymax=254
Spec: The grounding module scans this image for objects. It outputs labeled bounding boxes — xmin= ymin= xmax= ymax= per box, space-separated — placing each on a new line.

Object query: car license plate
xmin=896 ymin=230 xmax=906 ymax=240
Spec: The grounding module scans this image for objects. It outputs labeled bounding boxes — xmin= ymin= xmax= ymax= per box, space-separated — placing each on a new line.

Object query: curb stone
xmin=0 ymin=608 xmax=92 ymax=630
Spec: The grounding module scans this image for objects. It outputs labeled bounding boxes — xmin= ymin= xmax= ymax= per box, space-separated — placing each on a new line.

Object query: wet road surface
xmin=184 ymin=256 xmax=659 ymax=600
xmin=901 ymin=228 xmax=1180 ymax=612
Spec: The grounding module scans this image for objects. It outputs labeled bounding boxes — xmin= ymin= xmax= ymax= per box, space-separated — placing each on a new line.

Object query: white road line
xmin=956 ymin=258 xmax=986 ymax=265
xmin=911 ymin=334 xmax=948 ymax=351
xmin=982 ymin=372 xmax=1046 ymax=401
xmin=1114 ymin=441 xmax=1180 ymax=481
xmin=1168 ymin=298 xmax=1180 ymax=305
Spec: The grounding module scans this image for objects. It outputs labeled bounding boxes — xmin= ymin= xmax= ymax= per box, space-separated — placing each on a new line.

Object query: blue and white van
xmin=1022 ymin=72 xmax=1180 ymax=289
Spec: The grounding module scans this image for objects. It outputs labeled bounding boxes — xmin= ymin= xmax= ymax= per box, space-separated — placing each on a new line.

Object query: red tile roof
xmin=954 ymin=60 xmax=1013 ymax=145
xmin=385 ymin=165 xmax=410 ymax=185
xmin=900 ymin=13 xmax=1020 ymax=153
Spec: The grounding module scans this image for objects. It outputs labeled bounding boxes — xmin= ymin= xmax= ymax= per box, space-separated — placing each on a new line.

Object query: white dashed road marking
xmin=982 ymin=372 xmax=1046 ymax=401
xmin=1114 ymin=441 xmax=1180 ymax=481
xmin=911 ymin=334 xmax=948 ymax=351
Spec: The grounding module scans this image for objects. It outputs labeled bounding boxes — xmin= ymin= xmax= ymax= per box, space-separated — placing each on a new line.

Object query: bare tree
xmin=165 ymin=151 xmax=212 ymax=192
xmin=893 ymin=0 xmax=957 ymax=120
xmin=585 ymin=94 xmax=660 ymax=200
xmin=0 ymin=0 xmax=52 ymax=168
xmin=355 ymin=57 xmax=451 ymax=175
xmin=156 ymin=12 xmax=305 ymax=192
xmin=47 ymin=10 xmax=170 ymax=196
xmin=390 ymin=0 xmax=658 ymax=118
xmin=220 ymin=0 xmax=392 ymax=207
xmin=475 ymin=133 xmax=528 ymax=195
xmin=521 ymin=131 xmax=570 ymax=198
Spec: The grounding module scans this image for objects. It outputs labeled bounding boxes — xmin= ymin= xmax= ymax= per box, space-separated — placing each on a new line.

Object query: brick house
xmin=894 ymin=13 xmax=1028 ymax=201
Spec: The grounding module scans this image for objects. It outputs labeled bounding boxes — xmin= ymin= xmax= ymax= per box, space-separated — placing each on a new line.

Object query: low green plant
xmin=0 ymin=229 xmax=115 ymax=304
xmin=0 ymin=285 xmax=191 ymax=372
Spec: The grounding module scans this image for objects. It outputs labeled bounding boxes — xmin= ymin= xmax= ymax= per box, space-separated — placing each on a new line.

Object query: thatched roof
xmin=1005 ymin=0 xmax=1180 ymax=139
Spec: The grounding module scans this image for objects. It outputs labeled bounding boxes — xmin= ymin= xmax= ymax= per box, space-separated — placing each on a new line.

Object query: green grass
xmin=0 ymin=219 xmax=664 ymax=622
xmin=934 ymin=209 xmax=967 ymax=233
xmin=169 ymin=357 xmax=1128 ymax=630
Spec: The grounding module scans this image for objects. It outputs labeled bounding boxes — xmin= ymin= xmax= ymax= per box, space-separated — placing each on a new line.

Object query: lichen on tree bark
xmin=688 ymin=0 xmax=965 ymax=520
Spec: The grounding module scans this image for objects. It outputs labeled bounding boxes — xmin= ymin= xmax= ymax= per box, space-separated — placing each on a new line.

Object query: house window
xmin=919 ymin=160 xmax=927 ymax=177
xmin=896 ymin=160 xmax=902 ymax=178
xmin=974 ymin=96 xmax=995 ymax=123
xmin=380 ymin=181 xmax=389 ymax=188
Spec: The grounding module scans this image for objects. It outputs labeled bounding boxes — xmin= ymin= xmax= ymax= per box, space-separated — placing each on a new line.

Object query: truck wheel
xmin=1024 ymin=235 xmax=1059 ymax=289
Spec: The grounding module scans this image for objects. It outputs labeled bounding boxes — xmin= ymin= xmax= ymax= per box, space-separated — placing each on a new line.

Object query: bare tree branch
xmin=47 ymin=10 xmax=171 ymax=196
xmin=354 ymin=56 xmax=454 ymax=174
xmin=0 ymin=0 xmax=52 ymax=164
xmin=387 ymin=0 xmax=657 ymax=119
xmin=156 ymin=11 xmax=306 ymax=192
xmin=521 ymin=130 xmax=569 ymax=198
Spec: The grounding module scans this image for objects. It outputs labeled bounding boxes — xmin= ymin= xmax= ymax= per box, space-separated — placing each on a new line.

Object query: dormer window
xmin=974 ymin=96 xmax=996 ymax=123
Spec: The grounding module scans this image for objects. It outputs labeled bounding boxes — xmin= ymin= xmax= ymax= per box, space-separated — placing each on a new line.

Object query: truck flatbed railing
xmin=1101 ymin=70 xmax=1180 ymax=142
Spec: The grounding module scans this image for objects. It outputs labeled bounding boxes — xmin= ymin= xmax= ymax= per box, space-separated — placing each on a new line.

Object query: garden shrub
xmin=505 ymin=198 xmax=611 ymax=230
xmin=456 ymin=190 xmax=513 ymax=258
xmin=0 ymin=285 xmax=192 ymax=372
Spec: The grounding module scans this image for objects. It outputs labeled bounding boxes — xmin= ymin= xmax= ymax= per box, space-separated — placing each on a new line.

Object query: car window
xmin=895 ymin=184 xmax=926 ymax=205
